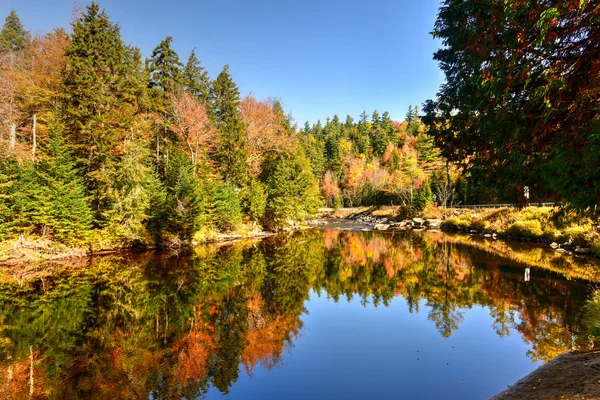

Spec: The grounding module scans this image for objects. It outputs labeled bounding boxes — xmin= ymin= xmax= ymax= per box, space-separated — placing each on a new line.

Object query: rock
xmin=425 ymin=219 xmax=442 ymax=229
xmin=470 ymin=230 xmax=478 ymax=234
xmin=412 ymin=218 xmax=425 ymax=227
xmin=492 ymin=233 xmax=498 ymax=239
xmin=575 ymin=247 xmax=592 ymax=254
xmin=556 ymin=248 xmax=567 ymax=253
xmin=550 ymin=242 xmax=559 ymax=249
xmin=484 ymin=234 xmax=492 ymax=238
xmin=374 ymin=224 xmax=390 ymax=231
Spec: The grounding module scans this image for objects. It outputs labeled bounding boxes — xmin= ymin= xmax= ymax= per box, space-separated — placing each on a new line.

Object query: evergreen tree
xmin=210 ymin=182 xmax=243 ymax=232
xmin=262 ymin=150 xmax=322 ymax=229
xmin=183 ymin=48 xmax=210 ymax=102
xmin=36 ymin=127 xmax=92 ymax=241
xmin=301 ymin=121 xmax=312 ymax=135
xmin=147 ymin=36 xmax=183 ymax=96
xmin=381 ymin=111 xmax=396 ymax=144
xmin=63 ymin=2 xmax=140 ymax=223
xmin=105 ymin=135 xmax=164 ymax=242
xmin=153 ymin=149 xmax=205 ymax=240
xmin=0 ymin=10 xmax=27 ymax=53
xmin=10 ymin=128 xmax=92 ymax=242
xmin=370 ymin=110 xmax=387 ymax=157
xmin=210 ymin=65 xmax=248 ymax=186
xmin=242 ymin=178 xmax=267 ymax=224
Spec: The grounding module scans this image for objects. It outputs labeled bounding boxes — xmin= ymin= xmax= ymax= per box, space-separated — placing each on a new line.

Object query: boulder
xmin=425 ymin=219 xmax=442 ymax=229
xmin=550 ymin=242 xmax=560 ymax=249
xmin=374 ymin=224 xmax=390 ymax=231
xmin=574 ymin=247 xmax=592 ymax=254
xmin=412 ymin=218 xmax=425 ymax=227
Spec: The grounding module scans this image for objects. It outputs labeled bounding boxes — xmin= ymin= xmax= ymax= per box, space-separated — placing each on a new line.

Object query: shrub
xmin=504 ymin=220 xmax=543 ymax=237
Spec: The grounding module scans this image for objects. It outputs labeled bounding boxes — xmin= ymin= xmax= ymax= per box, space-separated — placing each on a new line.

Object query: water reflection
xmin=0 ymin=230 xmax=595 ymax=398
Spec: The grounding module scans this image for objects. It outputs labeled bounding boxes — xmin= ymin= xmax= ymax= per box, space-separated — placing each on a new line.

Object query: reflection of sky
xmin=205 ymin=291 xmax=539 ymax=400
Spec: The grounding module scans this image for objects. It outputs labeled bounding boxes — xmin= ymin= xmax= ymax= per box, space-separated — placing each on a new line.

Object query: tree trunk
xmin=9 ymin=122 xmax=16 ymax=150
xmin=32 ymin=114 xmax=37 ymax=159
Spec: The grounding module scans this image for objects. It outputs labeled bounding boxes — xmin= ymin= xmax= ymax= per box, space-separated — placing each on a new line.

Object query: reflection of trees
xmin=0 ymin=230 xmax=594 ymax=397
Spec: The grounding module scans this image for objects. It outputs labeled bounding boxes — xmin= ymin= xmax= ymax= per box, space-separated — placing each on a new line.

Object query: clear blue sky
xmin=1 ymin=0 xmax=444 ymax=126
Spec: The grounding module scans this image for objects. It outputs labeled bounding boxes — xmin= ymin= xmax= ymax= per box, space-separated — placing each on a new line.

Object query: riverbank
xmin=491 ymin=349 xmax=600 ymax=400
xmin=0 ymin=224 xmax=309 ymax=266
xmin=321 ymin=206 xmax=600 ymax=258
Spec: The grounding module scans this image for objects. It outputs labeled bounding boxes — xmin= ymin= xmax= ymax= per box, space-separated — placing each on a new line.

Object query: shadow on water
xmin=0 ymin=229 xmax=597 ymax=398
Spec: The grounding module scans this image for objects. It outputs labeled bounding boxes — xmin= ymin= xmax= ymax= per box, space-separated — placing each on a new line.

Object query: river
xmin=0 ymin=227 xmax=597 ymax=399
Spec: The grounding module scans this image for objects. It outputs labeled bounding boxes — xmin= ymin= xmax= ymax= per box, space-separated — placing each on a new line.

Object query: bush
xmin=504 ymin=220 xmax=543 ymax=237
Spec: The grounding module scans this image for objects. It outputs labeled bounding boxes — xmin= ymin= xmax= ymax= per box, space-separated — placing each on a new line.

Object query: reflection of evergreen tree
xmin=0 ymin=230 xmax=593 ymax=397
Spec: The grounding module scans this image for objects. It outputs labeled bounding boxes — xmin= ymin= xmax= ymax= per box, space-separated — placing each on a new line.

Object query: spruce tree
xmin=10 ymin=128 xmax=92 ymax=242
xmin=147 ymin=36 xmax=183 ymax=99
xmin=210 ymin=65 xmax=248 ymax=186
xmin=37 ymin=127 xmax=92 ymax=241
xmin=183 ymin=48 xmax=211 ymax=102
xmin=0 ymin=10 xmax=27 ymax=53
xmin=370 ymin=110 xmax=387 ymax=157
xmin=63 ymin=2 xmax=140 ymax=223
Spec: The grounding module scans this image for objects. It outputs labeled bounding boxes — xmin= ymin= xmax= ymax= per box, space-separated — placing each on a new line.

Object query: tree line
xmin=0 ymin=4 xmax=324 ymax=247
xmin=0 ymin=4 xmax=463 ymax=248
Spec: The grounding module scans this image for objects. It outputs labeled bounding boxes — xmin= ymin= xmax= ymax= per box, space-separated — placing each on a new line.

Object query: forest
xmin=1 ymin=0 xmax=598 ymax=251
xmin=0 ymin=4 xmax=453 ymax=250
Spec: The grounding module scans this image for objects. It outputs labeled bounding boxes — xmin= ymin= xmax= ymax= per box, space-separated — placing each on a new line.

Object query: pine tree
xmin=63 ymin=2 xmax=140 ymax=223
xmin=37 ymin=127 xmax=92 ymax=241
xmin=262 ymin=150 xmax=322 ymax=229
xmin=183 ymin=48 xmax=210 ymax=102
xmin=147 ymin=36 xmax=183 ymax=100
xmin=10 ymin=127 xmax=92 ymax=242
xmin=210 ymin=65 xmax=248 ymax=186
xmin=0 ymin=10 xmax=27 ymax=53
xmin=370 ymin=110 xmax=387 ymax=157
xmin=381 ymin=111 xmax=396 ymax=144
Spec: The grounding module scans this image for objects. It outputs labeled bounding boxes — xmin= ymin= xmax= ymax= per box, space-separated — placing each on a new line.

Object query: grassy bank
xmin=443 ymin=207 xmax=600 ymax=257
xmin=0 ymin=222 xmax=305 ymax=265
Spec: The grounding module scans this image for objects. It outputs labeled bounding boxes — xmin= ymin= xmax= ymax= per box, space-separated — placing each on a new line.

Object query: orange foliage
xmin=170 ymin=91 xmax=217 ymax=167
xmin=240 ymin=96 xmax=296 ymax=176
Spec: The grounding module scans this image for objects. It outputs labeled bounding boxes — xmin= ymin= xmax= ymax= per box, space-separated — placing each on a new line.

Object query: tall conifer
xmin=210 ymin=65 xmax=248 ymax=186
xmin=0 ymin=10 xmax=27 ymax=53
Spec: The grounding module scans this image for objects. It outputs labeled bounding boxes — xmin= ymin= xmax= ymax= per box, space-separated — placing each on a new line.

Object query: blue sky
xmin=1 ymin=0 xmax=444 ymax=126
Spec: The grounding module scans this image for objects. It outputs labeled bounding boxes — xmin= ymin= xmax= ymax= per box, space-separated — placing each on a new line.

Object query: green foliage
xmin=262 ymin=151 xmax=322 ymax=229
xmin=0 ymin=9 xmax=27 ymax=53
xmin=210 ymin=182 xmax=242 ymax=232
xmin=242 ymin=179 xmax=267 ymax=223
xmin=104 ymin=136 xmax=164 ymax=242
xmin=147 ymin=35 xmax=183 ymax=109
xmin=6 ymin=128 xmax=92 ymax=242
xmin=152 ymin=150 xmax=206 ymax=240
xmin=584 ymin=291 xmax=600 ymax=343
xmin=184 ymin=48 xmax=210 ymax=102
xmin=63 ymin=2 xmax=142 ymax=223
xmin=424 ymin=0 xmax=600 ymax=207
xmin=210 ymin=65 xmax=248 ymax=186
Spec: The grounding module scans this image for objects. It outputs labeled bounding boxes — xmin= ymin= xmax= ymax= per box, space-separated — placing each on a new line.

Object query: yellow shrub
xmin=504 ymin=220 xmax=543 ymax=237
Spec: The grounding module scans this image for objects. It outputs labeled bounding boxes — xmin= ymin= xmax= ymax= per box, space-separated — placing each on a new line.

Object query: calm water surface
xmin=0 ymin=229 xmax=596 ymax=399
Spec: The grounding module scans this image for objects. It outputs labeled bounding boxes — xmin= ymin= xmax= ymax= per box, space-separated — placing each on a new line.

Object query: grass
xmin=443 ymin=207 xmax=600 ymax=256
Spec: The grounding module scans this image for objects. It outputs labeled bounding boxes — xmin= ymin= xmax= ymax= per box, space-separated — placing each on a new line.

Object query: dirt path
xmin=490 ymin=349 xmax=600 ymax=399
